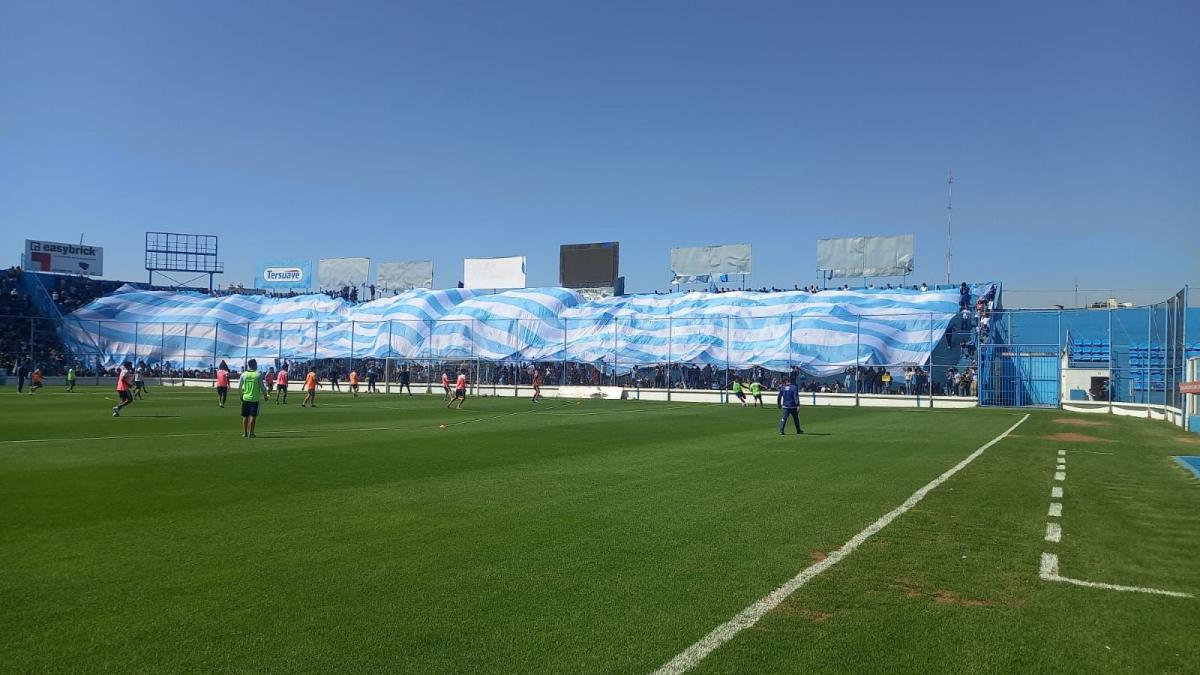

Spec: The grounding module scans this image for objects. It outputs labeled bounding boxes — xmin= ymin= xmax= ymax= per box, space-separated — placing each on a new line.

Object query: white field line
xmin=1054 ymin=471 xmax=1066 ymax=481
xmin=1073 ymin=450 xmax=1114 ymax=455
xmin=1039 ymin=553 xmax=1192 ymax=598
xmin=1057 ymin=449 xmax=1066 ymax=457
xmin=441 ymin=403 xmax=572 ymax=427
xmin=652 ymin=413 xmax=1031 ymax=675
xmin=1045 ymin=523 xmax=1062 ymax=543
xmin=1047 ymin=502 xmax=1063 ymax=517
xmin=1051 ymin=486 xmax=1063 ymax=499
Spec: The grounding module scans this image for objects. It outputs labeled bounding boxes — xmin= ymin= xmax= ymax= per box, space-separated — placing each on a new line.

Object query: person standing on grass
xmin=112 ymin=361 xmax=135 ymax=417
xmin=29 ymin=368 xmax=43 ymax=395
xmin=777 ymin=376 xmax=803 ymax=435
xmin=447 ymin=368 xmax=468 ymax=409
xmin=329 ymin=368 xmax=340 ymax=392
xmin=265 ymin=367 xmax=276 ymax=398
xmin=215 ymin=360 xmax=231 ymax=408
xmin=133 ymin=361 xmax=146 ymax=399
xmin=66 ymin=365 xmax=76 ymax=392
xmin=301 ymin=367 xmax=318 ymax=407
xmin=366 ymin=364 xmax=378 ymax=393
xmin=750 ymin=379 xmax=763 ymax=407
xmin=16 ymin=360 xmax=28 ymax=393
xmin=349 ymin=368 xmax=360 ymax=397
xmin=240 ymin=358 xmax=265 ymax=438
xmin=399 ymin=366 xmax=412 ymax=395
xmin=441 ymin=370 xmax=451 ymax=400
xmin=275 ymin=364 xmax=288 ymax=404
xmin=531 ymin=367 xmax=543 ymax=403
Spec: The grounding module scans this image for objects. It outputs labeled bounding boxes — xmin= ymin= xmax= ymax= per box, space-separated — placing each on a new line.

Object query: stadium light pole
xmin=946 ymin=171 xmax=954 ymax=285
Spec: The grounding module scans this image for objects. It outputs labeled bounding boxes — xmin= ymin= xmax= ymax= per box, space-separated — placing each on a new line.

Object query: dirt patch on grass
xmin=1175 ymin=436 xmax=1200 ymax=446
xmin=1053 ymin=418 xmax=1110 ymax=428
xmin=809 ymin=550 xmax=828 ymax=562
xmin=775 ymin=603 xmax=834 ymax=623
xmin=933 ymin=589 xmax=990 ymax=607
xmin=893 ymin=580 xmax=991 ymax=607
xmin=891 ymin=579 xmax=924 ymax=599
xmin=1040 ymin=432 xmax=1114 ymax=443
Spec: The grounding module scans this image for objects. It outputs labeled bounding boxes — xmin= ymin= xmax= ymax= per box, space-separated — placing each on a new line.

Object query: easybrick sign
xmin=24 ymin=239 xmax=104 ymax=276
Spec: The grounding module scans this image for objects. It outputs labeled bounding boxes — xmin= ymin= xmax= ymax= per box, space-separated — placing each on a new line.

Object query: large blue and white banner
xmin=62 ymin=284 xmax=992 ymax=373
xmin=254 ymin=259 xmax=313 ymax=289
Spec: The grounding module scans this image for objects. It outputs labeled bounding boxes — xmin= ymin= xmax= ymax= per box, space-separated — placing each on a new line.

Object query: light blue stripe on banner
xmin=65 ymin=284 xmax=992 ymax=372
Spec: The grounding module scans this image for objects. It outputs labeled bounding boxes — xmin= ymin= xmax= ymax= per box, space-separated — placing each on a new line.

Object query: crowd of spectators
xmin=43 ymin=275 xmax=124 ymax=313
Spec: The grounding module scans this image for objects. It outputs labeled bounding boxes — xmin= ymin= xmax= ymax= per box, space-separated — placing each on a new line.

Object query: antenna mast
xmin=945 ymin=171 xmax=954 ymax=285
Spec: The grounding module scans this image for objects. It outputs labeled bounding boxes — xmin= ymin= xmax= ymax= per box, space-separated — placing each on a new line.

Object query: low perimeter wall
xmin=1061 ymin=400 xmax=1185 ymax=428
xmin=145 ymin=378 xmax=978 ymax=409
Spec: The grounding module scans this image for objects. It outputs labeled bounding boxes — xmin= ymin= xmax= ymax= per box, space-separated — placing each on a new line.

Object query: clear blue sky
xmin=2 ymin=0 xmax=1197 ymax=301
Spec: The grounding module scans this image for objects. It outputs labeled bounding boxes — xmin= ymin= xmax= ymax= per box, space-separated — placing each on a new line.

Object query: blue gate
xmin=979 ymin=343 xmax=1061 ymax=407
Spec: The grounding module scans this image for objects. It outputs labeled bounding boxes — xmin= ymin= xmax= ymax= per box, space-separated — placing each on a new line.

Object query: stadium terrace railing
xmin=2 ymin=287 xmax=1188 ymax=419
xmin=4 ymin=312 xmax=968 ymax=403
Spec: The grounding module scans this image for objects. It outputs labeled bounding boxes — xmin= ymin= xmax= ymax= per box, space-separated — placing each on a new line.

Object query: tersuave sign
xmin=254 ymin=260 xmax=312 ymax=289
xmin=263 ymin=267 xmax=305 ymax=283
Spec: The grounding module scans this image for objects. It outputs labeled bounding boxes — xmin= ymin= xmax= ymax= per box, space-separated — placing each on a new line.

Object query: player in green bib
xmin=732 ymin=378 xmax=748 ymax=407
xmin=750 ymin=380 xmax=763 ymax=407
xmin=240 ymin=359 xmax=265 ymax=438
xmin=66 ymin=366 xmax=76 ymax=392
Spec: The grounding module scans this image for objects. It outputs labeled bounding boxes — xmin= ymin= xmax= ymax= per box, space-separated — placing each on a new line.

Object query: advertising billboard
xmin=377 ymin=260 xmax=434 ymax=291
xmin=25 ymin=239 xmax=104 ymax=276
xmin=670 ymin=244 xmax=750 ymax=283
xmin=254 ymin=259 xmax=313 ymax=289
xmin=463 ymin=256 xmax=526 ymax=289
xmin=559 ymin=242 xmax=619 ymax=288
xmin=318 ymin=257 xmax=371 ymax=290
xmin=817 ymin=235 xmax=915 ymax=278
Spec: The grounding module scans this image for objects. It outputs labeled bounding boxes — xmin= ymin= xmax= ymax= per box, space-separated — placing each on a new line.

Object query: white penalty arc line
xmin=652 ymin=413 xmax=1031 ymax=675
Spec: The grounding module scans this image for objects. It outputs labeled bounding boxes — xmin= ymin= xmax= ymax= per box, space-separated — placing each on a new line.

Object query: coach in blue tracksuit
xmin=777 ymin=377 xmax=804 ymax=435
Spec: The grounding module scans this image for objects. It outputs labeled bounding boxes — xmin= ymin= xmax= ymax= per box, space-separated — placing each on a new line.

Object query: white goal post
xmin=383 ymin=357 xmax=483 ymax=395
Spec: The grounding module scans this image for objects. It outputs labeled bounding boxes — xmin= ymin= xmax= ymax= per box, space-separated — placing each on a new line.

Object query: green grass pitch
xmin=2 ymin=387 xmax=1198 ymax=672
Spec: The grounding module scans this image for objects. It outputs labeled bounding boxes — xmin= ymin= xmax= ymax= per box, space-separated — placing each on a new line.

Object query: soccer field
xmin=1 ymin=389 xmax=1197 ymax=673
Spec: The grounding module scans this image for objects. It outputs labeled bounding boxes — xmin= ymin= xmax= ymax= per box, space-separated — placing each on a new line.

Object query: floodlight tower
xmin=945 ymin=171 xmax=954 ymax=285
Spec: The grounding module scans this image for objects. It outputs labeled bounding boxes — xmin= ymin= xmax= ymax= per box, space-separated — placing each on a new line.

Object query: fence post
xmin=562 ymin=318 xmax=567 ymax=387
xmin=667 ymin=317 xmax=672 ymax=402
xmin=1146 ymin=306 xmax=1152 ymax=410
xmin=133 ymin=321 xmax=139 ymax=369
xmin=279 ymin=321 xmax=284 ymax=363
xmin=855 ymin=316 xmax=861 ymax=407
xmin=1107 ymin=308 xmax=1114 ymax=414
xmin=96 ymin=320 xmax=103 ymax=385
xmin=387 ymin=320 xmax=393 ymax=394
xmin=312 ymin=321 xmax=319 ymax=364
xmin=788 ymin=314 xmax=794 ymax=376
xmin=350 ymin=320 xmax=356 ymax=377
xmin=725 ymin=317 xmax=731 ymax=403
xmin=212 ymin=322 xmax=219 ymax=372
xmin=160 ymin=323 xmax=166 ymax=385
xmin=182 ymin=322 xmax=189 ymax=382
xmin=928 ymin=312 xmax=934 ymax=408
xmin=244 ymin=322 xmax=250 ymax=367
xmin=613 ymin=316 xmax=618 ymax=389
xmin=426 ymin=319 xmax=434 ymax=394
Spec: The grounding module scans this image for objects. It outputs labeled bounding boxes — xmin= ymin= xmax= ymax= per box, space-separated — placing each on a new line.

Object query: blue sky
xmin=2 ymin=0 xmax=1197 ymax=302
